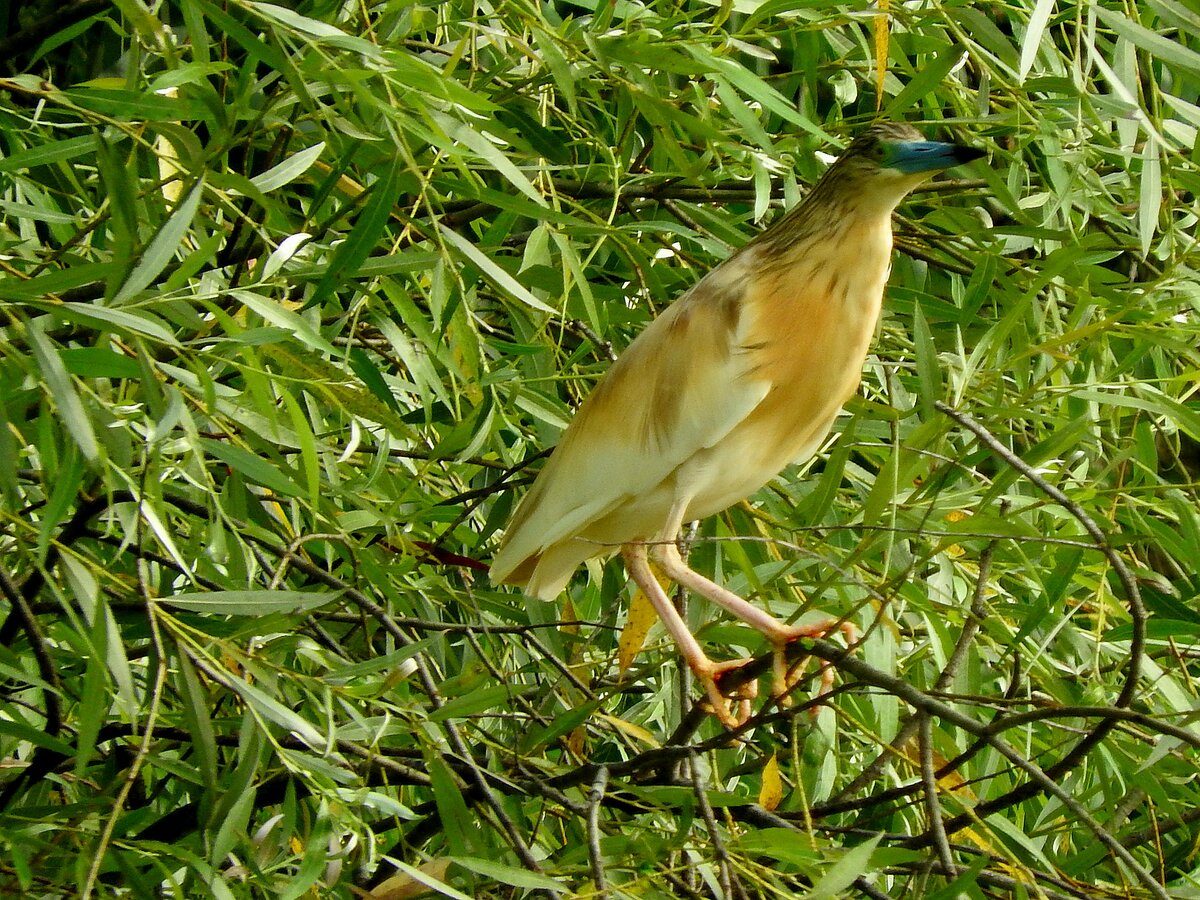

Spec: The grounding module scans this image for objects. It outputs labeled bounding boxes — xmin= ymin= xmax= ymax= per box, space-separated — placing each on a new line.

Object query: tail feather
xmin=490 ymin=539 xmax=611 ymax=601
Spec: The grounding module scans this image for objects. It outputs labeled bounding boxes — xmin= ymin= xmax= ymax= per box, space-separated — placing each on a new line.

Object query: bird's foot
xmin=770 ymin=619 xmax=859 ymax=711
xmin=695 ymin=657 xmax=759 ymax=728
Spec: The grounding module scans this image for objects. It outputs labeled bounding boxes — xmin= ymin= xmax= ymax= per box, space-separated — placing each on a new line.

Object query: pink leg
xmin=652 ymin=539 xmax=853 ymax=700
xmin=654 ymin=497 xmax=855 ymax=704
xmin=621 ymin=543 xmax=754 ymax=726
xmin=623 ymin=497 xmax=854 ymax=725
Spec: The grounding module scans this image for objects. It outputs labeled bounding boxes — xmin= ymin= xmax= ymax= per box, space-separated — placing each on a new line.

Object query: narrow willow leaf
xmin=324 ymin=641 xmax=434 ymax=684
xmin=176 ymin=651 xmax=218 ymax=790
xmin=27 ymin=319 xmax=100 ymax=462
xmin=161 ymin=590 xmax=338 ymax=615
xmin=428 ymin=684 xmax=520 ymax=722
xmin=807 ymin=835 xmax=883 ymax=900
xmin=74 ymin=642 xmax=107 ymax=778
xmin=262 ymin=232 xmax=312 ymax=279
xmin=195 ymin=0 xmax=288 ymax=69
xmin=103 ymin=605 xmax=139 ymax=719
xmin=112 ymin=177 xmax=205 ymax=304
xmin=520 ymin=700 xmax=602 ymax=751
xmin=1019 ymin=0 xmax=1056 ymax=82
xmin=425 ymin=754 xmax=475 ymax=856
xmin=886 ymin=48 xmax=967 ymax=117
xmin=226 ymin=675 xmax=326 ymax=748
xmin=695 ymin=50 xmax=830 ymax=139
xmin=46 ymin=301 xmax=179 ymax=345
xmin=911 ymin=301 xmax=941 ymax=418
xmin=233 ymin=291 xmax=339 ymax=354
xmin=439 ymin=224 xmax=556 ymax=313
xmin=1095 ymin=5 xmax=1200 ymax=77
xmin=251 ymin=2 xmax=379 ymax=55
xmin=310 ymin=157 xmax=402 ymax=304
xmin=0 ymin=263 xmax=117 ymax=300
xmin=1139 ymin=141 xmax=1162 ymax=257
xmin=278 ymin=385 xmax=319 ymax=505
xmin=451 ymin=857 xmax=567 ymax=893
xmin=439 ymin=115 xmax=547 ymax=207
xmin=0 ymin=719 xmax=75 ymax=756
xmin=373 ymin=861 xmax=469 ymax=900
xmin=250 ymin=142 xmax=324 ymax=194
xmin=0 ymin=135 xmax=96 ymax=171
xmin=209 ymin=784 xmax=257 ymax=867
xmin=200 ymin=438 xmax=303 ymax=496
xmin=36 ymin=441 xmax=84 ymax=564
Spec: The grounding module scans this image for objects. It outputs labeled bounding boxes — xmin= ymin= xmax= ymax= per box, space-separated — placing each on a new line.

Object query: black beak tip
xmin=953 ymin=145 xmax=988 ymax=165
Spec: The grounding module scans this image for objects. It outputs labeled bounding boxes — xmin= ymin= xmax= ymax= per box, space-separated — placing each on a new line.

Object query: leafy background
xmin=1 ymin=0 xmax=1199 ymax=897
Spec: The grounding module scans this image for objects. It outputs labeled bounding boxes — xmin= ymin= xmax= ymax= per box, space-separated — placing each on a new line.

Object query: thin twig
xmin=687 ymin=751 xmax=745 ymax=900
xmin=794 ymin=638 xmax=1168 ymax=900
xmin=587 ymin=767 xmax=610 ymax=898
xmin=81 ymin=475 xmax=170 ymax=900
xmin=564 ymin=319 xmax=617 ymax=362
xmin=835 ymin=528 xmax=999 ymax=801
xmin=918 ymin=713 xmax=955 ymax=873
xmin=934 ymin=402 xmax=1145 ymax=707
xmin=0 ymin=564 xmax=62 ymax=736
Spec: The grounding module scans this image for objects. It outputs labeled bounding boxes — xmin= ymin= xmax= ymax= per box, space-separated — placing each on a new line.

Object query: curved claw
xmin=690 ymin=621 xmax=859 ymax=728
xmin=696 ymin=657 xmax=758 ymax=728
xmin=773 ymin=619 xmax=859 ymax=712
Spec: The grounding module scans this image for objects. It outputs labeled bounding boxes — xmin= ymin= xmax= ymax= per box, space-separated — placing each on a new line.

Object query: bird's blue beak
xmin=886 ymin=140 xmax=985 ymax=174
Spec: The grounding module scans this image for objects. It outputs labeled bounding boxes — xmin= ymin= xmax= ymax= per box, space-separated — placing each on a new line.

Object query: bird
xmin=489 ymin=120 xmax=984 ymax=726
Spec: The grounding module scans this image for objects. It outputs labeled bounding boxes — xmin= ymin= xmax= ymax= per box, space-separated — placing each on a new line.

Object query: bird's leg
xmin=651 ymin=538 xmax=855 ymax=704
xmin=621 ymin=543 xmax=753 ymax=727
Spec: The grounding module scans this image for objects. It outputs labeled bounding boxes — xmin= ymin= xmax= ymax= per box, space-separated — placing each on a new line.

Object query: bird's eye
xmin=869 ymin=143 xmax=887 ymax=159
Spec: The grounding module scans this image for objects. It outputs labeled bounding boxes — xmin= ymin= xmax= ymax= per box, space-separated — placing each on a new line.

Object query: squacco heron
xmin=490 ymin=121 xmax=983 ymax=725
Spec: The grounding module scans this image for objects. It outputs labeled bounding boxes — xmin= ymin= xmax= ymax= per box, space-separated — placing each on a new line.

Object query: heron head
xmin=830 ymin=121 xmax=984 ymax=211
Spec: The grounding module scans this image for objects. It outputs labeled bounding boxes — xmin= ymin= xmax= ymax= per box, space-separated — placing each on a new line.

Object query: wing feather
xmin=490 ymin=251 xmax=773 ymax=594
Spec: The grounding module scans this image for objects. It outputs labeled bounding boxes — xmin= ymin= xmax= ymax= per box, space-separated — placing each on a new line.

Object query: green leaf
xmin=426 ymin=754 xmax=475 ymax=856
xmin=439 ymin=224 xmax=557 ymax=313
xmin=1018 ymin=0 xmax=1056 ymax=82
xmin=309 ymin=157 xmax=403 ymax=304
xmin=1138 ymin=141 xmax=1162 ymax=258
xmin=806 ymin=835 xmax=883 ymax=900
xmin=250 ymin=142 xmax=325 ymax=194
xmin=451 ymin=857 xmax=567 ymax=892
xmin=27 ymin=319 xmax=100 ymax=462
xmin=1095 ymin=5 xmax=1200 ymax=77
xmin=225 ymin=675 xmax=326 ymax=749
xmin=428 ymin=684 xmax=525 ymax=722
xmin=0 ymin=135 xmax=98 ymax=172
xmin=200 ymin=438 xmax=303 ymax=497
xmin=0 ymin=718 xmax=75 ymax=756
xmin=176 ymin=652 xmax=219 ymax=791
xmin=111 ymin=177 xmax=205 ymax=304
xmin=438 ymin=115 xmax=548 ymax=207
xmin=160 ymin=591 xmax=339 ymax=615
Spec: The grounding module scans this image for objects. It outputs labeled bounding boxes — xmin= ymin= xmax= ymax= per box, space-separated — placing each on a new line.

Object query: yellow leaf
xmin=617 ymin=586 xmax=660 ymax=675
xmin=597 ymin=714 xmax=660 ymax=747
xmin=896 ymin=736 xmax=977 ymax=801
xmin=944 ymin=509 xmax=969 ymax=523
xmin=759 ymin=753 xmax=783 ymax=811
xmin=561 ymin=596 xmax=580 ymax=636
xmin=874 ymin=0 xmax=890 ymax=111
xmin=360 ymin=858 xmax=452 ymax=900
xmin=566 ymin=726 xmax=586 ymax=756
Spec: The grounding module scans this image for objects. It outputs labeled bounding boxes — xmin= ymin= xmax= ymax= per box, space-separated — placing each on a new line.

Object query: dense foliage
xmin=1 ymin=0 xmax=1199 ymax=897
